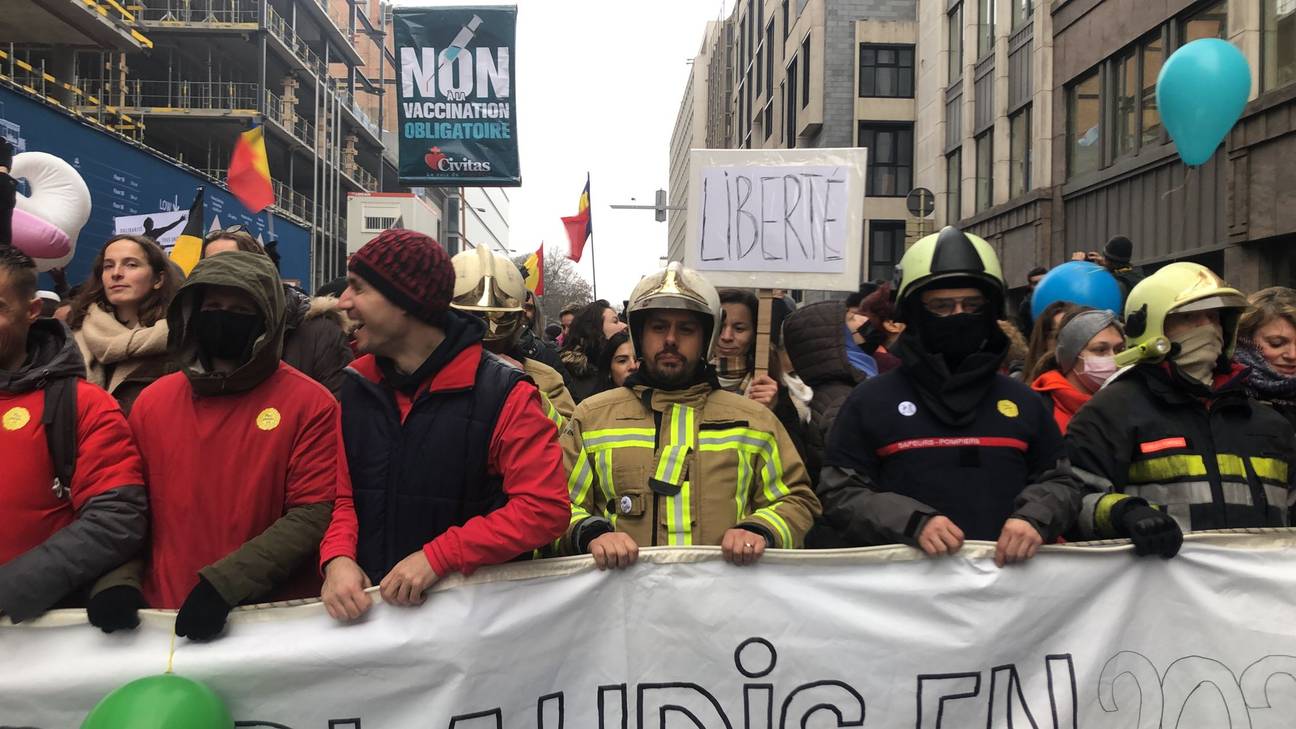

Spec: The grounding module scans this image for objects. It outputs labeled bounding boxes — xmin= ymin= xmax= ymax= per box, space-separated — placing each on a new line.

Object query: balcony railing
xmin=343 ymin=163 xmax=377 ymax=192
xmin=80 ymin=78 xmax=258 ymax=113
xmin=0 ymin=48 xmax=144 ymax=139
xmin=137 ymin=0 xmax=259 ymax=25
xmin=264 ymin=88 xmax=315 ymax=147
xmin=331 ymin=83 xmax=381 ymax=140
xmin=265 ymin=5 xmax=326 ymax=77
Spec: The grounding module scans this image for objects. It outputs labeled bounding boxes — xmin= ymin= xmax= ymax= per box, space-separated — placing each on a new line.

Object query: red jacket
xmin=1030 ymin=370 xmax=1092 ymax=434
xmin=0 ymin=381 xmax=143 ymax=564
xmin=131 ymin=364 xmax=342 ymax=608
xmin=319 ymin=343 xmax=570 ymax=577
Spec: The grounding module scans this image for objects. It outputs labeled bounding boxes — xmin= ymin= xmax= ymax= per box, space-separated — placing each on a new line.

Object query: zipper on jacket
xmin=1202 ymin=403 xmax=1228 ymax=528
xmin=648 ymin=391 xmax=662 ymax=548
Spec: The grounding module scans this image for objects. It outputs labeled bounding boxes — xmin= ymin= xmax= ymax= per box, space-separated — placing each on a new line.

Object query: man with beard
xmin=819 ymin=227 xmax=1083 ymax=567
xmin=1067 ymin=262 xmax=1293 ymax=550
xmin=559 ymin=262 xmax=820 ymax=569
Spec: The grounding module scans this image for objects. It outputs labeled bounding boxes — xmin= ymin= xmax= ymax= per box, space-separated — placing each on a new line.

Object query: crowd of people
xmin=3 ymin=138 xmax=1295 ymax=637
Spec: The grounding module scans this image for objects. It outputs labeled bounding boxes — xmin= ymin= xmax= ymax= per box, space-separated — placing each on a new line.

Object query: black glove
xmin=87 ymin=585 xmax=144 ymax=634
xmin=175 ymin=577 xmax=232 ymax=641
xmin=1114 ymin=499 xmax=1183 ymax=558
xmin=0 ymin=137 xmax=13 ymax=170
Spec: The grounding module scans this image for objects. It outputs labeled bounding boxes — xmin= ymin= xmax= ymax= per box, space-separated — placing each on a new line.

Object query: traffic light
xmin=654 ymin=189 xmax=667 ymax=222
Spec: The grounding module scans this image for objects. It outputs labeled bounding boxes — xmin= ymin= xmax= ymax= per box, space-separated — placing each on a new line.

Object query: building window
xmin=859 ymin=123 xmax=913 ymax=197
xmin=1182 ymin=0 xmax=1227 ymax=43
xmin=869 ymin=221 xmax=906 ymax=283
xmin=949 ymin=4 xmax=963 ymax=85
xmin=975 ymin=131 xmax=993 ymax=211
xmin=859 ymin=45 xmax=915 ymax=98
xmin=1067 ymin=70 xmax=1101 ymax=179
xmin=1262 ymin=0 xmax=1296 ymax=91
xmin=978 ymin=0 xmax=995 ymax=58
xmin=755 ymin=45 xmax=762 ymax=97
xmin=1114 ymin=48 xmax=1138 ymax=158
xmin=1141 ymin=34 xmax=1165 ymax=146
xmin=765 ymin=21 xmax=775 ymax=97
xmin=801 ymin=36 xmax=811 ymax=108
xmin=1009 ymin=106 xmax=1030 ymax=198
xmin=782 ymin=0 xmax=790 ymax=40
xmin=947 ymin=149 xmax=962 ymax=223
xmin=1011 ymin=0 xmax=1032 ymax=31
xmin=764 ymin=101 xmax=774 ymax=140
xmin=786 ymin=64 xmax=798 ymax=147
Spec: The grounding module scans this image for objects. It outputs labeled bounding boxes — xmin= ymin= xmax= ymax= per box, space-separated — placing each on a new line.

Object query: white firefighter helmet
xmin=450 ymin=244 xmax=527 ymax=345
xmin=626 ymin=261 xmax=723 ymax=361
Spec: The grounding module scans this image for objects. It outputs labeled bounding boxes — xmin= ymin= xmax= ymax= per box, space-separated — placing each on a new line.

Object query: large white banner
xmin=4 ymin=534 xmax=1296 ymax=728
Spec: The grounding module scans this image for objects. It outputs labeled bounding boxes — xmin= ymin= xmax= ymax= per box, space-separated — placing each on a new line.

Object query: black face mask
xmin=918 ymin=310 xmax=992 ymax=365
xmin=856 ymin=321 xmax=888 ymax=355
xmin=193 ymin=309 xmax=265 ymax=363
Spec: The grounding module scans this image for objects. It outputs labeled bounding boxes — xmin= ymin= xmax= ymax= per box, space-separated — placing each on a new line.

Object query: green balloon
xmin=81 ymin=674 xmax=233 ymax=729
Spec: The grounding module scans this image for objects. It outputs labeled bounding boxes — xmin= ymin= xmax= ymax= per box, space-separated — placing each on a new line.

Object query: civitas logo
xmin=423 ymin=147 xmax=493 ymax=174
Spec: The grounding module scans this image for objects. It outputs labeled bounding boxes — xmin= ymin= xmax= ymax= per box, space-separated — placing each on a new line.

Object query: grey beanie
xmin=1056 ymin=309 xmax=1122 ymax=374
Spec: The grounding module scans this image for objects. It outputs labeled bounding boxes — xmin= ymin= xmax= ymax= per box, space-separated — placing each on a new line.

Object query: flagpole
xmin=587 ymin=173 xmax=597 ymax=301
xmin=589 ymin=227 xmax=598 ymax=301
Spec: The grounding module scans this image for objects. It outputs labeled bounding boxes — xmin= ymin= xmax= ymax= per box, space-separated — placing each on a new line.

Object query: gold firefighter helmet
xmin=626 ymin=261 xmax=723 ymax=361
xmin=1116 ymin=261 xmax=1249 ymax=367
xmin=450 ymin=244 xmax=527 ymax=345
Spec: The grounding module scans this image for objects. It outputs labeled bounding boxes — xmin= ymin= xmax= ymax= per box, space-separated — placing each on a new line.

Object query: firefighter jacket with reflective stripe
xmin=559 ymin=381 xmax=821 ymax=552
xmin=1067 ymin=364 xmax=1296 ymax=536
xmin=819 ymin=368 xmax=1083 ymax=545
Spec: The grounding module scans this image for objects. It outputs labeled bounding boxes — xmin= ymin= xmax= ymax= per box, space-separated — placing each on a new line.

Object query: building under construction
xmin=1 ymin=0 xmax=405 ymax=286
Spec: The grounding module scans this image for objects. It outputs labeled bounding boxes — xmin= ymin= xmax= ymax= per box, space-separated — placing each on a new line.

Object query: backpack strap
xmin=42 ymin=377 xmax=78 ymax=500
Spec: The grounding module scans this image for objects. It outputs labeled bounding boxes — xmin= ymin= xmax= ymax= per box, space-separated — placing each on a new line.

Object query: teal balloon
xmin=81 ymin=674 xmax=233 ymax=729
xmin=1156 ymin=38 xmax=1251 ymax=166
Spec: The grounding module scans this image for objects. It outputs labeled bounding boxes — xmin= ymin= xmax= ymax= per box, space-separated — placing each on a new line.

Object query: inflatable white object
xmin=11 ymin=152 xmax=91 ymax=271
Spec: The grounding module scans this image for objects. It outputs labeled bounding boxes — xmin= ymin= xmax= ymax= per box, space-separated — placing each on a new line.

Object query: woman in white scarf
xmin=67 ymin=234 xmax=178 ymax=413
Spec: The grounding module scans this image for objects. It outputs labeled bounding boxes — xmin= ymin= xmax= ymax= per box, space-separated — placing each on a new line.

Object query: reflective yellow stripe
xmin=1128 ymin=455 xmax=1207 ymax=483
xmin=653 ymin=405 xmax=697 ymax=546
xmin=748 ymin=507 xmax=793 ymax=548
xmin=1216 ymin=454 xmax=1247 ymax=479
xmin=1251 ymin=457 xmax=1289 ymax=483
xmin=595 ymin=449 xmax=617 ymax=528
xmin=541 ymin=394 xmax=565 ymax=430
xmin=1094 ymin=492 xmax=1132 ymax=536
xmin=583 ymin=427 xmax=655 ymax=453
xmin=734 ymin=450 xmax=749 ymax=523
xmin=567 ymin=449 xmax=596 ymax=508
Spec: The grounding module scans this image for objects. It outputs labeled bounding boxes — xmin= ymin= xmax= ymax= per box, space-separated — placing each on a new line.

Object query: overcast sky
xmin=391 ymin=0 xmax=731 ymax=305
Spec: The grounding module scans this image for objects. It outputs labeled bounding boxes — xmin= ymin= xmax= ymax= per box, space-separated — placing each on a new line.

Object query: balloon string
xmin=166 ymin=628 xmax=177 ymax=674
xmin=1161 ymin=163 xmax=1197 ymax=200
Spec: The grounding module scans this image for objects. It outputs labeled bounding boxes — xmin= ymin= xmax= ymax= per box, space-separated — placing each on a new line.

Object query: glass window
xmin=859 ymin=124 xmax=914 ymax=197
xmin=764 ymin=102 xmax=773 ymax=140
xmin=978 ymin=0 xmax=996 ymax=58
xmin=949 ymin=4 xmax=963 ymax=85
xmin=947 ymin=149 xmax=962 ymax=223
xmin=1068 ymin=70 xmax=1101 ymax=178
xmin=755 ymin=45 xmax=762 ymax=96
xmin=782 ymin=0 xmax=790 ymax=40
xmin=1140 ymin=34 xmax=1164 ymax=146
xmin=1182 ymin=0 xmax=1227 ymax=43
xmin=802 ymin=36 xmax=812 ymax=107
xmin=766 ymin=21 xmax=775 ymax=97
xmin=786 ymin=62 xmax=798 ymax=147
xmin=975 ymin=131 xmax=993 ymax=211
xmin=860 ymin=44 xmax=915 ymax=98
xmin=1263 ymin=0 xmax=1296 ymax=91
xmin=1115 ymin=49 xmax=1138 ymax=158
xmin=869 ymin=221 xmax=907 ymax=283
xmin=1010 ymin=106 xmax=1030 ymax=198
xmin=1011 ymin=0 xmax=1032 ymax=31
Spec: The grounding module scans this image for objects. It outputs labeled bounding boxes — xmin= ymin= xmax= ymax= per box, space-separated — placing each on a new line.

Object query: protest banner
xmin=394 ymin=5 xmax=520 ymax=186
xmin=113 ymin=210 xmax=190 ymax=252
xmin=3 ymin=534 xmax=1295 ymax=729
xmin=684 ymin=148 xmax=868 ymax=292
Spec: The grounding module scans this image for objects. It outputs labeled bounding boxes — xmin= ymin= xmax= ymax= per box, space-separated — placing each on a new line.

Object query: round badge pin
xmin=898 ymin=401 xmax=917 ymax=417
xmin=256 ymin=407 xmax=282 ymax=431
xmin=3 ymin=406 xmax=30 ymax=431
xmin=619 ymin=495 xmax=633 ymax=514
xmin=997 ymin=400 xmax=1019 ymax=418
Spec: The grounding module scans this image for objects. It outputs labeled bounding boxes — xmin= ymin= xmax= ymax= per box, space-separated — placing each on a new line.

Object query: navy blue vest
xmin=341 ymin=352 xmax=526 ymax=582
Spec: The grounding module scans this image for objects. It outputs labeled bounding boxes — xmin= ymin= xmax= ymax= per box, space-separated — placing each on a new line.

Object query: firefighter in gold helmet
xmin=1068 ymin=262 xmax=1296 ymax=550
xmin=819 ymin=227 xmax=1083 ymax=566
xmin=450 ymin=245 xmax=576 ymax=425
xmin=558 ymin=262 xmax=820 ymax=569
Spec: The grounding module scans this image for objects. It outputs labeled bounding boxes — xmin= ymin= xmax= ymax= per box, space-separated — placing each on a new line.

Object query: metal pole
xmin=310 ymin=56 xmax=320 ymax=286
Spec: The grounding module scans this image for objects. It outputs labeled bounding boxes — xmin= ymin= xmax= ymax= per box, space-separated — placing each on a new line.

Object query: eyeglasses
xmin=203 ymin=225 xmax=248 ymax=241
xmin=922 ymin=295 xmax=987 ymax=317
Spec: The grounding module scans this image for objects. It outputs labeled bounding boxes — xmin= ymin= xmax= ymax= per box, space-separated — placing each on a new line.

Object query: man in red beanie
xmin=319 ymin=229 xmax=570 ymax=620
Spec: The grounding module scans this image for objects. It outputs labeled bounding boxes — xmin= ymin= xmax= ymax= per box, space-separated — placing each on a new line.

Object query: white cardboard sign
xmin=685 ymin=148 xmax=867 ymax=290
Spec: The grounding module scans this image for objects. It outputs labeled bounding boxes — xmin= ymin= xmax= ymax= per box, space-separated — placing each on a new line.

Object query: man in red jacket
xmin=320 ymin=229 xmax=569 ymax=621
xmin=0 ymin=245 xmax=147 ymax=625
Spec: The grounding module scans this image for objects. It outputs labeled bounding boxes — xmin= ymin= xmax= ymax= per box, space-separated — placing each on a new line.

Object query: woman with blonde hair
xmin=1235 ymin=286 xmax=1296 ymax=428
xmin=67 ymin=234 xmax=178 ymax=414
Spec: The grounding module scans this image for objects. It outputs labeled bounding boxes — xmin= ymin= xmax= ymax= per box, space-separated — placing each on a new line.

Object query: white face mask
xmin=1075 ymin=354 xmax=1119 ymax=393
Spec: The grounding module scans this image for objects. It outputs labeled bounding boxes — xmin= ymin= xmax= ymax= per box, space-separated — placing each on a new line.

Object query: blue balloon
xmin=1031 ymin=261 xmax=1123 ymax=321
xmin=1156 ymin=38 xmax=1251 ymax=167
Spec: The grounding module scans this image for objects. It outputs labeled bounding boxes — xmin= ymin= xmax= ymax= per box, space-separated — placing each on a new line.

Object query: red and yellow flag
xmin=227 ymin=126 xmax=274 ymax=213
xmin=523 ymin=243 xmax=544 ymax=295
xmin=561 ymin=175 xmax=592 ymax=262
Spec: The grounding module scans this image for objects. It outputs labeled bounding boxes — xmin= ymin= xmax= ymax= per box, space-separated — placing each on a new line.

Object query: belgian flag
xmin=561 ymin=175 xmax=592 ymax=262
xmin=169 ymin=187 xmax=205 ymax=276
xmin=523 ymin=243 xmax=544 ymax=295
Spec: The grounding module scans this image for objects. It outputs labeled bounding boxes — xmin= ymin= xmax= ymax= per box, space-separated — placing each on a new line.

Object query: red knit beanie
xmin=349 ymin=229 xmax=454 ymax=323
